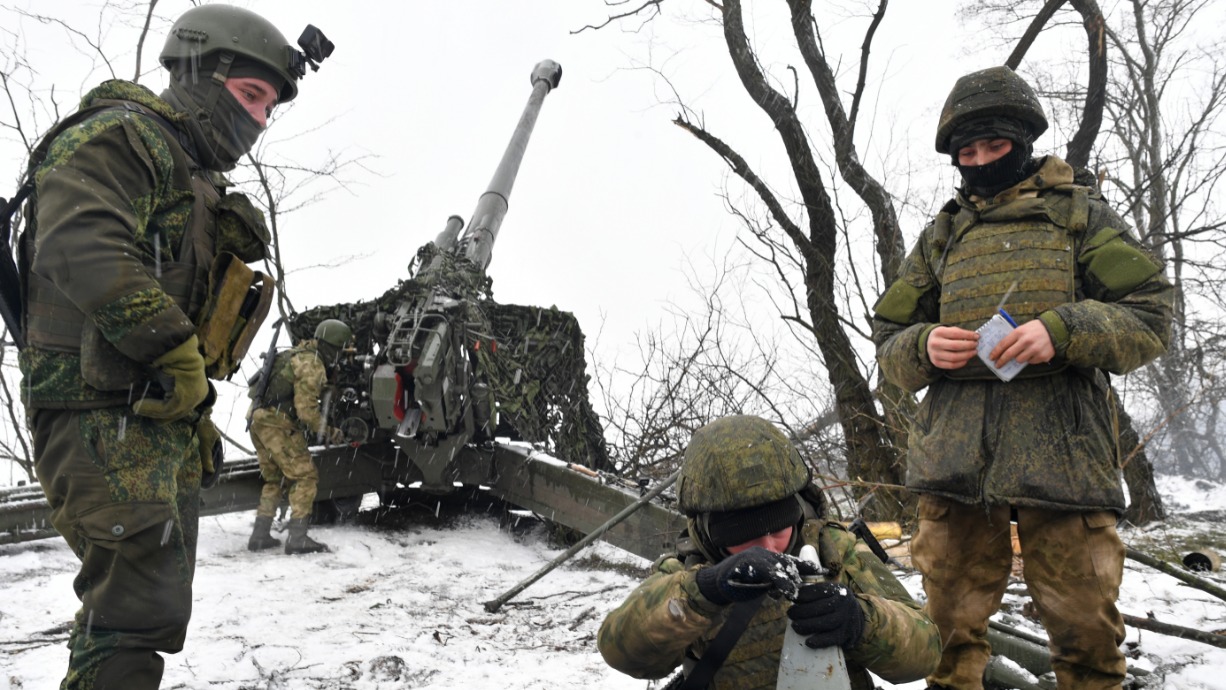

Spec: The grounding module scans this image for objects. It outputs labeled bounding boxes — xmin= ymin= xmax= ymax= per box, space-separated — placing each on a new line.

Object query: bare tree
xmin=592 ymin=250 xmax=858 ymax=512
xmin=582 ymin=0 xmax=1211 ymax=523
xmin=583 ymin=0 xmax=914 ymax=520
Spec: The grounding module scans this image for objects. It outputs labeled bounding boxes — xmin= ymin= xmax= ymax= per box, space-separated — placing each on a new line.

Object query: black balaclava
xmin=950 ymin=115 xmax=1037 ymax=198
xmin=703 ymin=495 xmax=804 ymax=549
xmin=161 ymin=53 xmax=279 ymax=171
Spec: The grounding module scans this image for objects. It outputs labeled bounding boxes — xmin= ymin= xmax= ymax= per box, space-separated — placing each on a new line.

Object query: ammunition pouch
xmin=195 ymin=252 xmax=274 ymax=380
xmin=215 ymin=192 xmax=271 ymax=262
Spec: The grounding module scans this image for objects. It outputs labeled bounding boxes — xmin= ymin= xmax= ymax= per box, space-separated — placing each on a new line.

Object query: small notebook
xmin=975 ymin=313 xmax=1027 ymax=382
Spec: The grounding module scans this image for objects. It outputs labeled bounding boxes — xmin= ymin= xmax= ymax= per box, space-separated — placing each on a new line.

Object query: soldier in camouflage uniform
xmin=598 ymin=415 xmax=941 ymax=690
xmin=246 ymin=318 xmax=351 ymax=555
xmin=16 ymin=6 xmax=326 ymax=688
xmin=871 ymin=67 xmax=1174 ymax=690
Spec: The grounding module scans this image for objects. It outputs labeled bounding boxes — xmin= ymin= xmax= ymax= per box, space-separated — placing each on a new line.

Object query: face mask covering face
xmin=164 ymin=76 xmax=264 ymax=172
xmin=957 ymin=142 xmax=1031 ymax=198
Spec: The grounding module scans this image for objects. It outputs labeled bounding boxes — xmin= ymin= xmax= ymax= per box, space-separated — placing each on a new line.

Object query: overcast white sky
xmin=0 ymin=0 xmax=1103 ymax=455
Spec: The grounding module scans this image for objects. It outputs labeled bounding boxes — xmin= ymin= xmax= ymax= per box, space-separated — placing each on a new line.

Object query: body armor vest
xmin=21 ymin=99 xmax=272 ymax=387
xmin=932 ymin=187 xmax=1090 ymax=380
xmin=257 ymin=345 xmax=319 ymax=417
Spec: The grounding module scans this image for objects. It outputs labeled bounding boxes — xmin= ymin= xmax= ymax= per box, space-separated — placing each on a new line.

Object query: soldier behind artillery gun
xmin=246 ymin=318 xmax=352 ymax=554
xmin=598 ymin=415 xmax=941 ymax=689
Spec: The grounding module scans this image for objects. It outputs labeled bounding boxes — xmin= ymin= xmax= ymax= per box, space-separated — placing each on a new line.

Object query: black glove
xmin=203 ymin=437 xmax=224 ymax=489
xmin=695 ymin=547 xmax=800 ymax=604
xmin=197 ymin=413 xmax=224 ymax=489
xmin=786 ymin=581 xmax=865 ymax=650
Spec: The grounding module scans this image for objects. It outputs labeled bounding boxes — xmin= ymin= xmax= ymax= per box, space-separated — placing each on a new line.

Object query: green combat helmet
xmin=158 ymin=5 xmax=332 ymax=170
xmin=679 ymin=416 xmax=811 ymax=559
xmin=934 ymin=66 xmax=1048 ymax=154
xmin=314 ymin=318 xmax=351 ymax=365
xmin=159 ymin=4 xmax=314 ymax=103
xmin=315 ymin=319 xmax=352 ymax=348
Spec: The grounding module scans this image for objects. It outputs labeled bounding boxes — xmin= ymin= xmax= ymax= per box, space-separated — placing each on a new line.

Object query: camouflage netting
xmin=287 ymin=243 xmax=612 ymax=471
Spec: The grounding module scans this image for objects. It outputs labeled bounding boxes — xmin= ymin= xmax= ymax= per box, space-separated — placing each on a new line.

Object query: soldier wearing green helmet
xmin=15 ymin=5 xmax=331 ymax=688
xmin=872 ymin=66 xmax=1174 ymax=689
xmin=598 ymin=415 xmax=941 ymax=689
xmin=246 ymin=318 xmax=352 ymax=555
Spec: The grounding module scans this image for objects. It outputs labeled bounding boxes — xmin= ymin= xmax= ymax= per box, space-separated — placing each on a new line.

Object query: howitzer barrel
xmin=456 ymin=59 xmax=562 ymax=271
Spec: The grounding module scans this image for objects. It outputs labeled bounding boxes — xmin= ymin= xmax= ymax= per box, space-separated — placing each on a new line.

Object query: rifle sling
xmin=678 ymin=594 xmax=767 ymax=690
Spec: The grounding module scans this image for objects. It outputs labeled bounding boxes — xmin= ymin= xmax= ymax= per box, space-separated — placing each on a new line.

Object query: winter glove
xmin=132 ymin=335 xmax=210 ymax=421
xmin=695 ymin=547 xmax=800 ymax=605
xmin=197 ymin=412 xmax=224 ymax=489
xmin=786 ymin=581 xmax=865 ymax=650
xmin=324 ymin=426 xmax=347 ymax=445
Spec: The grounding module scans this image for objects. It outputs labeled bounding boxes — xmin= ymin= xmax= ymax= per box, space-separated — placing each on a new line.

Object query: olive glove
xmin=786 ymin=581 xmax=865 ymax=650
xmin=132 ymin=335 xmax=210 ymax=421
xmin=695 ymin=546 xmax=800 ymax=604
xmin=197 ymin=412 xmax=224 ymax=489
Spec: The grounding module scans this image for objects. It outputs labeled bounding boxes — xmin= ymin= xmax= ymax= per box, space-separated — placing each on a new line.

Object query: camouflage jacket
xmin=18 ymin=80 xmax=223 ymax=408
xmin=254 ymin=341 xmax=331 ymax=434
xmin=871 ymin=156 xmax=1174 ymax=511
xmin=597 ymin=520 xmax=940 ymax=690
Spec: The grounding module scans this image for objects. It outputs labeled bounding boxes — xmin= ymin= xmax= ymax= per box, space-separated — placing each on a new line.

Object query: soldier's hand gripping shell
xmin=786 ymin=581 xmax=865 ymax=650
xmin=695 ymin=546 xmax=802 ymax=604
xmin=132 ymin=335 xmax=210 ymax=420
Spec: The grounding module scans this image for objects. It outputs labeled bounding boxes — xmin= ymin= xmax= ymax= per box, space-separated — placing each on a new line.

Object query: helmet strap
xmin=201 ymin=51 xmax=235 ymax=116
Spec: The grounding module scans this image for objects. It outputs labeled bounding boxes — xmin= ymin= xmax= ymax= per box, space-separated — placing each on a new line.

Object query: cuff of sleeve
xmin=917 ymin=324 xmax=940 ymax=365
xmin=685 ymin=568 xmax=729 ymax=614
xmin=94 ymin=289 xmax=196 ymax=363
xmin=1038 ymin=310 xmax=1070 ymax=357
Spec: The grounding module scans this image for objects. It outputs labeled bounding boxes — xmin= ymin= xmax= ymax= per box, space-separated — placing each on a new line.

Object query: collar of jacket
xmin=960 ymin=155 xmax=1077 ymax=210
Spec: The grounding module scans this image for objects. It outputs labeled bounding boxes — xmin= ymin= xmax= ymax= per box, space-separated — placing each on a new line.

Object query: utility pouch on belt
xmin=196 ymin=252 xmax=274 ymax=380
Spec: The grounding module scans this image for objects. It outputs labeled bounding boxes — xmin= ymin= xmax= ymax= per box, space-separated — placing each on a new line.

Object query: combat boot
xmin=247 ymin=515 xmax=281 ymax=552
xmin=285 ymin=517 xmax=330 ymax=554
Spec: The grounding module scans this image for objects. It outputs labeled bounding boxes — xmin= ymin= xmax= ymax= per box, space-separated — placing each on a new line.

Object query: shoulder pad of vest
xmin=1042 ymin=185 xmax=1093 ymax=233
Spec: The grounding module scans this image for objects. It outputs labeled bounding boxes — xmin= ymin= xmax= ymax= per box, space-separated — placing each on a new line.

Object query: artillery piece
xmin=286 ymin=59 xmax=610 ymax=495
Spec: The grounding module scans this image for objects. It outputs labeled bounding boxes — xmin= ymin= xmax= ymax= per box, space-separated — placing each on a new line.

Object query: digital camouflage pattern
xmin=598 ymin=520 xmax=941 ymax=690
xmin=873 ymin=154 xmax=1170 ymax=689
xmin=31 ymin=407 xmax=199 ymax=690
xmin=18 ymin=79 xmax=245 ymax=690
xmin=872 ymin=156 xmax=1174 ymax=512
xmin=249 ymin=342 xmax=331 ymax=520
xmin=19 ymin=80 xmax=200 ymax=407
xmin=913 ymin=495 xmax=1127 ymax=689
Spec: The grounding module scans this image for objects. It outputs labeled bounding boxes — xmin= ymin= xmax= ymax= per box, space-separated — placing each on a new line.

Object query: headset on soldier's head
xmin=289 ymin=25 xmax=334 ymax=79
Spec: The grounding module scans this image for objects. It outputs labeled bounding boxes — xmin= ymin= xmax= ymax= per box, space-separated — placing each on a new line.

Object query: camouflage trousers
xmin=31 ymin=407 xmax=199 ymax=690
xmin=912 ymin=495 xmax=1126 ymax=690
xmin=249 ymin=407 xmax=319 ymax=521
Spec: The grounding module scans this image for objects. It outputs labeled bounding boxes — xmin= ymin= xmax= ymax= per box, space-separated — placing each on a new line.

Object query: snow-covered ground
xmin=1 ymin=477 xmax=1223 ymax=689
